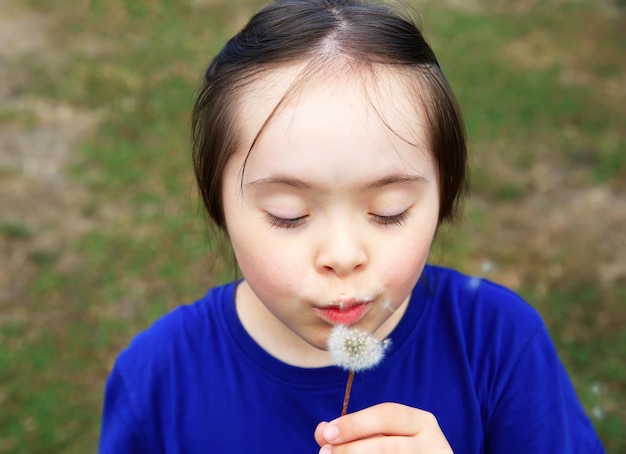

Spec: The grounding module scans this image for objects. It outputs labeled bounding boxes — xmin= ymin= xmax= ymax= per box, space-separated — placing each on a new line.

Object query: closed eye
xmin=370 ymin=210 xmax=411 ymax=227
xmin=265 ymin=213 xmax=308 ymax=229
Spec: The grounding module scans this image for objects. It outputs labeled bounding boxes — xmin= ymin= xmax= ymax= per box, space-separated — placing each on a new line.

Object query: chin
xmin=302 ymin=328 xmax=334 ymax=352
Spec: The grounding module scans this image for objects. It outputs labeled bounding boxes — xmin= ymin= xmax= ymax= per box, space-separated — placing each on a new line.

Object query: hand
xmin=314 ymin=402 xmax=453 ymax=453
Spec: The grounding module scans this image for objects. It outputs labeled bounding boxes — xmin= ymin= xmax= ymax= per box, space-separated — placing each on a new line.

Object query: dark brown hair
xmin=191 ymin=0 xmax=467 ymax=231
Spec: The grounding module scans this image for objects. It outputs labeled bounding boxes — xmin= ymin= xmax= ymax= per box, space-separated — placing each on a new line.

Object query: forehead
xmin=233 ymin=62 xmax=433 ymax=182
xmin=242 ymin=62 xmax=427 ymax=136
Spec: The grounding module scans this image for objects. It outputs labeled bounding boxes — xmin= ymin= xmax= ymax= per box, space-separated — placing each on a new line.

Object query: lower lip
xmin=314 ymin=303 xmax=369 ymax=326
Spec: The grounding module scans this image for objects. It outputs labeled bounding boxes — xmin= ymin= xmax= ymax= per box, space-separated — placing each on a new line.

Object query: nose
xmin=315 ymin=225 xmax=368 ymax=277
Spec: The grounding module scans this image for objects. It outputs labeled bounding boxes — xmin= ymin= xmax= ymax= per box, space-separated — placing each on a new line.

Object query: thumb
xmin=314 ymin=421 xmax=335 ymax=447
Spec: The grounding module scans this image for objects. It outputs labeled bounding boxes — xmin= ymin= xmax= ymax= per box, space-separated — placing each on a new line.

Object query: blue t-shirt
xmin=99 ymin=265 xmax=604 ymax=453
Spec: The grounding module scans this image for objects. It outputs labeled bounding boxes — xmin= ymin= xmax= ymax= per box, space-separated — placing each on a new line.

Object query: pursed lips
xmin=313 ymin=299 xmax=373 ymax=326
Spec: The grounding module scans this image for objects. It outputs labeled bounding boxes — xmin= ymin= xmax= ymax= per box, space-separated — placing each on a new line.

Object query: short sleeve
xmin=485 ymin=324 xmax=605 ymax=453
xmin=99 ymin=367 xmax=153 ymax=454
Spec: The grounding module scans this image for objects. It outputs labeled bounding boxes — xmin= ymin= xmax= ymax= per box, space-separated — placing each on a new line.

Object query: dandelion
xmin=327 ymin=325 xmax=390 ymax=415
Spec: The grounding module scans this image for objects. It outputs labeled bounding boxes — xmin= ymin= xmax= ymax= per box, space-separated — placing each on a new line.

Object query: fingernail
xmin=319 ymin=447 xmax=332 ymax=454
xmin=323 ymin=424 xmax=339 ymax=442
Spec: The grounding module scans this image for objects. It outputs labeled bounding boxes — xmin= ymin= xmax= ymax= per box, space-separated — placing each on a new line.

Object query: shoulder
xmin=100 ymin=282 xmax=239 ymax=451
xmin=418 ymin=264 xmax=548 ymax=390
xmin=424 ymin=264 xmax=528 ymax=305
xmin=423 ymin=264 xmax=543 ymax=334
xmin=113 ymin=281 xmax=237 ymax=379
xmin=421 ymin=266 xmax=605 ymax=451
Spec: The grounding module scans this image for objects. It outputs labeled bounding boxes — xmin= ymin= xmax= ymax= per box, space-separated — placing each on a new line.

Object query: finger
xmin=314 ymin=421 xmax=330 ymax=447
xmin=320 ymin=434 xmax=452 ymax=454
xmin=320 ymin=435 xmax=413 ymax=454
xmin=322 ymin=403 xmax=442 ymax=443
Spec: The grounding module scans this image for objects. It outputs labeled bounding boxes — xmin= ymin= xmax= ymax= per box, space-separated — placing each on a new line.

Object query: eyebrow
xmin=364 ymin=174 xmax=429 ymax=189
xmin=245 ymin=173 xmax=429 ymax=190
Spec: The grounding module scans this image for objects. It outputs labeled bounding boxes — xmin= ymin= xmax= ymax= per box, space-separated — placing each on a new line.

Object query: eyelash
xmin=265 ymin=210 xmax=411 ymax=229
xmin=265 ymin=213 xmax=308 ymax=229
xmin=370 ymin=210 xmax=411 ymax=227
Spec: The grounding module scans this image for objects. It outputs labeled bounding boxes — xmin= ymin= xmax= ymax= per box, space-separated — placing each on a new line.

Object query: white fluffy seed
xmin=327 ymin=325 xmax=390 ymax=371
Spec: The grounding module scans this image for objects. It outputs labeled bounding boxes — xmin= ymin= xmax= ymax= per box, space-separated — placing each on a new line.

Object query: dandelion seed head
xmin=327 ymin=325 xmax=390 ymax=371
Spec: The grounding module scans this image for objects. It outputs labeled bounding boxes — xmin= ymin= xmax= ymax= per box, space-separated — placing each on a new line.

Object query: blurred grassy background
xmin=0 ymin=0 xmax=624 ymax=452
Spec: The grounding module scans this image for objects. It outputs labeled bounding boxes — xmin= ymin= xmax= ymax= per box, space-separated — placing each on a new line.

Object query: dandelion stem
xmin=341 ymin=369 xmax=355 ymax=416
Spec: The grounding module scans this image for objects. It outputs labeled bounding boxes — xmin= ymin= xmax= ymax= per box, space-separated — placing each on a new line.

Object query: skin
xmin=222 ymin=62 xmax=453 ymax=452
xmin=315 ymin=403 xmax=452 ymax=453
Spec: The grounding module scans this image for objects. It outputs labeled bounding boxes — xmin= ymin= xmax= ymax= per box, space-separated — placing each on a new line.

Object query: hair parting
xmin=191 ymin=0 xmax=468 ymax=231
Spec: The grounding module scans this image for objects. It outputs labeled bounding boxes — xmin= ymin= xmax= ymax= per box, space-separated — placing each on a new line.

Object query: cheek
xmin=233 ymin=235 xmax=299 ymax=295
xmin=381 ymin=254 xmax=426 ymax=288
xmin=378 ymin=234 xmax=433 ymax=290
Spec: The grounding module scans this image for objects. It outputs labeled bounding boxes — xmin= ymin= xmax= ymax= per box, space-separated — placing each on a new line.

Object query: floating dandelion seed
xmin=328 ymin=325 xmax=390 ymax=415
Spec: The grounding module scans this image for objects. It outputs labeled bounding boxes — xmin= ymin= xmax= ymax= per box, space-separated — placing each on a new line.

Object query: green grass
xmin=0 ymin=223 xmax=32 ymax=240
xmin=1 ymin=0 xmax=624 ymax=452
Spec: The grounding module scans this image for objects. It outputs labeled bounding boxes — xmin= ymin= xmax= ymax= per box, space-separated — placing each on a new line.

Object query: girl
xmin=99 ymin=0 xmax=604 ymax=452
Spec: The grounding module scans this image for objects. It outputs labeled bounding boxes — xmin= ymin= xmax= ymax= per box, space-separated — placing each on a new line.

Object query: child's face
xmin=222 ymin=64 xmax=440 ymax=366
